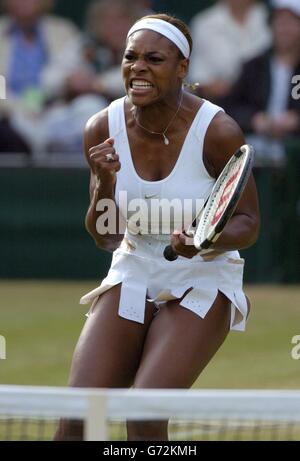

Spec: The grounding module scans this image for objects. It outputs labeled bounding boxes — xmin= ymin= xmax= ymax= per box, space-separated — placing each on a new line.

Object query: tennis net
xmin=0 ymin=386 xmax=300 ymax=441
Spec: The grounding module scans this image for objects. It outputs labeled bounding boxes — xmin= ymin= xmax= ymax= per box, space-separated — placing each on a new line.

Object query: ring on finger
xmin=105 ymin=153 xmax=114 ymax=162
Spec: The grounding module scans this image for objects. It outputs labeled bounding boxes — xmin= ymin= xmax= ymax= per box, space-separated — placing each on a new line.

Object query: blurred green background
xmin=0 ymin=145 xmax=299 ymax=283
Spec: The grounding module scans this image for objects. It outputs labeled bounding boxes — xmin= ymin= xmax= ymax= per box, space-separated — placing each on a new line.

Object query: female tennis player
xmin=55 ymin=13 xmax=260 ymax=441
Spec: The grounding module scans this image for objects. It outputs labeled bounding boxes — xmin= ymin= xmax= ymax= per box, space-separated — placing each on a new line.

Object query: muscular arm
xmin=203 ymin=113 xmax=260 ymax=251
xmin=171 ymin=113 xmax=260 ymax=258
xmin=84 ymin=111 xmax=124 ymax=251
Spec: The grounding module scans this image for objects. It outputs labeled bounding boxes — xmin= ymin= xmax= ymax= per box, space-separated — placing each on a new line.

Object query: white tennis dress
xmin=80 ymin=96 xmax=249 ymax=331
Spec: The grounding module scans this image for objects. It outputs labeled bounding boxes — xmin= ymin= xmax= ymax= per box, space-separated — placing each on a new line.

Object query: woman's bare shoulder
xmin=83 ymin=108 xmax=110 ymax=168
xmin=84 ymin=108 xmax=109 ymax=150
xmin=204 ymin=112 xmax=245 ymax=176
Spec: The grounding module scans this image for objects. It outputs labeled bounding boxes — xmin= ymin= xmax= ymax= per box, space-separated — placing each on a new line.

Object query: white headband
xmin=127 ymin=18 xmax=190 ymax=59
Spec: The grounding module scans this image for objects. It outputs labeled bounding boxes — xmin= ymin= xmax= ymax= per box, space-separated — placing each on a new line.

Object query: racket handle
xmin=163 ymin=245 xmax=178 ymax=261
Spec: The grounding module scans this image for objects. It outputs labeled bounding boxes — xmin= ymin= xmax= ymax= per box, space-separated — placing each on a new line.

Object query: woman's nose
xmin=130 ymin=60 xmax=147 ymax=72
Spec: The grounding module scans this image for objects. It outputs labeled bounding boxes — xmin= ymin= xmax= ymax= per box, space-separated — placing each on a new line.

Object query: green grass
xmin=194 ymin=285 xmax=300 ymax=389
xmin=0 ymin=281 xmax=299 ymax=389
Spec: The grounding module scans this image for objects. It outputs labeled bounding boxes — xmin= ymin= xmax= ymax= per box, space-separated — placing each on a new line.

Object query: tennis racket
xmin=163 ymin=144 xmax=254 ymax=261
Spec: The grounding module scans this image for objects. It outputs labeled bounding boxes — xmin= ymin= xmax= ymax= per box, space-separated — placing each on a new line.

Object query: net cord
xmin=1 ymin=386 xmax=300 ymax=422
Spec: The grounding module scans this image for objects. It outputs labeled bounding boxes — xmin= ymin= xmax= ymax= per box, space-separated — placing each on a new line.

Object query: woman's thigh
xmin=133 ymin=291 xmax=231 ymax=389
xmin=68 ymin=284 xmax=155 ymax=389
xmin=126 ymin=291 xmax=231 ymax=440
xmin=55 ymin=284 xmax=156 ymax=440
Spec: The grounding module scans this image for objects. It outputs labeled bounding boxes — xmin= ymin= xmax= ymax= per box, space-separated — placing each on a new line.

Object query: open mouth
xmin=130 ymin=79 xmax=154 ymax=90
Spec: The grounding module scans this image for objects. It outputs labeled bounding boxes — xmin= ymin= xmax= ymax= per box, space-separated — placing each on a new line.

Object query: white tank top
xmin=80 ymin=97 xmax=247 ymax=329
xmin=108 ymin=96 xmax=224 ymax=241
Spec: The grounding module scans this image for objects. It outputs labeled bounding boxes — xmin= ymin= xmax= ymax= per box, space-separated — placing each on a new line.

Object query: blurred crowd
xmin=0 ymin=0 xmax=299 ymax=164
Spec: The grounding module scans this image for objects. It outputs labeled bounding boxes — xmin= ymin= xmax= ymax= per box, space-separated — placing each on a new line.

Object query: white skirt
xmin=80 ymin=234 xmax=249 ymax=331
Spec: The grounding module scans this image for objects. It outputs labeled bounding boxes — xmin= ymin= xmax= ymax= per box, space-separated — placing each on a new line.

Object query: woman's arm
xmin=171 ymin=113 xmax=260 ymax=257
xmin=203 ymin=113 xmax=260 ymax=251
xmin=84 ymin=110 xmax=124 ymax=251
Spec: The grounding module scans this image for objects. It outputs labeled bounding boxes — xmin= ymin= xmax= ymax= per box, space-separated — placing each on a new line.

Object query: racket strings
xmin=210 ymin=163 xmax=243 ymax=225
xmin=198 ymin=156 xmax=246 ymax=241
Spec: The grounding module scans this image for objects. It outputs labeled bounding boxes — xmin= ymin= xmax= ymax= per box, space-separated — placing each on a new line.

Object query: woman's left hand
xmin=170 ymin=230 xmax=199 ymax=259
xmin=170 ymin=230 xmax=224 ymax=260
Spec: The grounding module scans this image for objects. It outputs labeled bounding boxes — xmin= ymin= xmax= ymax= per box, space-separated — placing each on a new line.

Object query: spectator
xmin=223 ymin=0 xmax=300 ymax=165
xmin=0 ymin=0 xmax=80 ymax=153
xmin=189 ymin=0 xmax=271 ymax=102
xmin=43 ymin=0 xmax=148 ymax=103
xmin=40 ymin=0 xmax=148 ymax=154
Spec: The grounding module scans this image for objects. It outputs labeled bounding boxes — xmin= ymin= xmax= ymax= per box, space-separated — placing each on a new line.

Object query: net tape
xmin=1 ymin=387 xmax=300 ymax=441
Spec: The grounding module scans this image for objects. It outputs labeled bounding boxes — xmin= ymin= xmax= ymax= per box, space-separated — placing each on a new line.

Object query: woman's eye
xmin=125 ymin=54 xmax=135 ymax=61
xmin=149 ymin=57 xmax=163 ymax=63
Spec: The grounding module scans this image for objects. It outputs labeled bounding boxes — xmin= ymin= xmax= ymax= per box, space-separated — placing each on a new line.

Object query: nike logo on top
xmin=144 ymin=194 xmax=158 ymax=199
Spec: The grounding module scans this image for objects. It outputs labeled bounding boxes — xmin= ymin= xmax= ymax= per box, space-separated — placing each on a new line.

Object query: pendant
xmin=163 ymin=134 xmax=169 ymax=145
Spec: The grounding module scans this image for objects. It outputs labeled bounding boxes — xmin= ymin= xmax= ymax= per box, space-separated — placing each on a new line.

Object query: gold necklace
xmin=133 ymin=92 xmax=183 ymax=146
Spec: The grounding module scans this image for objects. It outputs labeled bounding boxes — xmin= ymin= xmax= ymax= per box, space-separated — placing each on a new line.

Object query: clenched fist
xmin=89 ymin=138 xmax=121 ymax=185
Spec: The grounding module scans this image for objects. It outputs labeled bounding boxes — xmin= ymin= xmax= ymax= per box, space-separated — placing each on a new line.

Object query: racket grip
xmin=163 ymin=245 xmax=178 ymax=261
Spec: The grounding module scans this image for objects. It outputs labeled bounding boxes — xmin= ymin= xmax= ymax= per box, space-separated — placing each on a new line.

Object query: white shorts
xmin=80 ymin=234 xmax=249 ymax=331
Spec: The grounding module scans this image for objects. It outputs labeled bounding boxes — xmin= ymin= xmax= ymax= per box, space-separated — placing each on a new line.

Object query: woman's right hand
xmin=88 ymin=138 xmax=121 ymax=185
